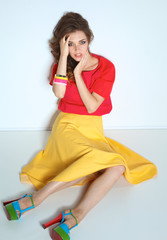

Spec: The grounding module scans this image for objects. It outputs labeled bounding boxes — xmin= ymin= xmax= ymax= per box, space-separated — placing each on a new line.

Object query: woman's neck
xmin=84 ymin=53 xmax=99 ymax=71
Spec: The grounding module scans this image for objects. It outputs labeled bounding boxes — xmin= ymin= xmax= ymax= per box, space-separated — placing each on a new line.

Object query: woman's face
xmin=67 ymin=30 xmax=89 ymax=62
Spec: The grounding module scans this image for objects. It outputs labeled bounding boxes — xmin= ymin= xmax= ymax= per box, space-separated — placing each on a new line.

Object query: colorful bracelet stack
xmin=53 ymin=74 xmax=68 ymax=86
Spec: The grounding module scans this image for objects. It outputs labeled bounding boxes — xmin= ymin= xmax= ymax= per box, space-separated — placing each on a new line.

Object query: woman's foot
xmin=16 ymin=194 xmax=35 ymax=218
xmin=63 ymin=209 xmax=80 ymax=230
xmin=4 ymin=193 xmax=36 ymax=220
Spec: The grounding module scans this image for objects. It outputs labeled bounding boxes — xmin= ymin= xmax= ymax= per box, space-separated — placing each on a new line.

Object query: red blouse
xmin=49 ymin=53 xmax=116 ymax=116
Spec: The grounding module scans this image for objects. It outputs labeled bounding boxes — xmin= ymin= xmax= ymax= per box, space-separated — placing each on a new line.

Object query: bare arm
xmin=52 ymin=35 xmax=70 ymax=98
xmin=75 ymin=73 xmax=104 ymax=113
xmin=74 ymin=50 xmax=105 ymax=113
xmin=52 ymin=55 xmax=67 ymax=98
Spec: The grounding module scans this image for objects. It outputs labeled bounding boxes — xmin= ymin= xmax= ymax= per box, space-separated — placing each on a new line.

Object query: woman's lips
xmin=75 ymin=53 xmax=82 ymax=58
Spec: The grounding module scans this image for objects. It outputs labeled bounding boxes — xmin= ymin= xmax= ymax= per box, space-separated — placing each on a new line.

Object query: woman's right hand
xmin=59 ymin=35 xmax=70 ymax=58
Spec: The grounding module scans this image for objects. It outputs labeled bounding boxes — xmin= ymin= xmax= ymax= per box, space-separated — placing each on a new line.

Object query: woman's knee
xmin=105 ymin=165 xmax=126 ymax=177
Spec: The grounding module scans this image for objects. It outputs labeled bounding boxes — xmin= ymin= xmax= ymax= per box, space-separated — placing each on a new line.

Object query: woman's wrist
xmin=74 ymin=70 xmax=82 ymax=79
xmin=60 ymin=53 xmax=68 ymax=60
xmin=56 ymin=54 xmax=68 ymax=76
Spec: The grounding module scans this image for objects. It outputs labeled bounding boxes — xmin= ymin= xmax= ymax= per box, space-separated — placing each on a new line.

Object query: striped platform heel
xmin=43 ymin=209 xmax=78 ymax=240
xmin=3 ymin=194 xmax=35 ymax=220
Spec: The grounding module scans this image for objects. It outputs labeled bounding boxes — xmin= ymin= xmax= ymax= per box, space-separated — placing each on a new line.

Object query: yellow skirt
xmin=20 ymin=111 xmax=158 ymax=190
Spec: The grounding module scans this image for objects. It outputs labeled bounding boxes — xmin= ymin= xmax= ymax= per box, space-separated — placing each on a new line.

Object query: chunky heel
xmin=43 ymin=210 xmax=73 ymax=229
xmin=3 ymin=197 xmax=21 ymax=206
xmin=42 ymin=212 xmax=63 ymax=229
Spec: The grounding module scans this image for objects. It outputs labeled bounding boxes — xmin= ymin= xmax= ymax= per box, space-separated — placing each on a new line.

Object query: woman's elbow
xmin=87 ymin=101 xmax=103 ymax=113
xmin=87 ymin=105 xmax=98 ymax=114
xmin=52 ymin=86 xmax=65 ymax=98
xmin=55 ymin=92 xmax=64 ymax=99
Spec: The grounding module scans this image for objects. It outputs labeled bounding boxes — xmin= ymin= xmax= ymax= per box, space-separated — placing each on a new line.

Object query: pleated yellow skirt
xmin=20 ymin=111 xmax=158 ymax=190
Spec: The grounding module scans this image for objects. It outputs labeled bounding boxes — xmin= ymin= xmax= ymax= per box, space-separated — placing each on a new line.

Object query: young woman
xmin=3 ymin=12 xmax=158 ymax=240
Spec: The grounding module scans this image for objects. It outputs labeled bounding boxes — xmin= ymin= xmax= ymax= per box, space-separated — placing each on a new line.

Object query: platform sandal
xmin=43 ymin=209 xmax=78 ymax=240
xmin=3 ymin=194 xmax=35 ymax=220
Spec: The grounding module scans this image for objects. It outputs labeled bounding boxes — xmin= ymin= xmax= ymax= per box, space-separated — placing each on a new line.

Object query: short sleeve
xmin=49 ymin=63 xmax=58 ymax=86
xmin=90 ymin=62 xmax=115 ymax=99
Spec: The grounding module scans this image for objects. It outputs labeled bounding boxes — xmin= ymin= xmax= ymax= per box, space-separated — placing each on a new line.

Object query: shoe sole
xmin=52 ymin=230 xmax=63 ymax=240
xmin=3 ymin=206 xmax=11 ymax=220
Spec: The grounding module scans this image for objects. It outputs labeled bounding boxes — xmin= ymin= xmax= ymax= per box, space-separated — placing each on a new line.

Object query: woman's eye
xmin=80 ymin=41 xmax=86 ymax=44
xmin=68 ymin=41 xmax=86 ymax=47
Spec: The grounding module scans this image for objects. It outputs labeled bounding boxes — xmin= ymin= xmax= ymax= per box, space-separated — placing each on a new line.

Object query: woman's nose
xmin=74 ymin=44 xmax=80 ymax=51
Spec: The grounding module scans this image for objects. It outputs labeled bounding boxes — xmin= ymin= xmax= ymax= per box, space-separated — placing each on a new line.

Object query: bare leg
xmin=17 ymin=165 xmax=125 ymax=220
xmin=17 ymin=176 xmax=86 ymax=217
xmin=33 ymin=177 xmax=87 ymax=206
xmin=64 ymin=165 xmax=126 ymax=229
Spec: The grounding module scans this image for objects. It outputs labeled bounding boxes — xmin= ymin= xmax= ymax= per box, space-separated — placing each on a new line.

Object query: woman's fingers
xmin=59 ymin=35 xmax=70 ymax=57
xmin=65 ymin=35 xmax=70 ymax=42
xmin=74 ymin=50 xmax=90 ymax=75
xmin=80 ymin=50 xmax=89 ymax=65
xmin=61 ymin=35 xmax=70 ymax=44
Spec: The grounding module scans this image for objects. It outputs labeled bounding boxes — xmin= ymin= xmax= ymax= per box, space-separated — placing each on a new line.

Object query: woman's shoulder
xmin=92 ymin=53 xmax=115 ymax=69
xmin=49 ymin=62 xmax=58 ymax=85
xmin=92 ymin=53 xmax=115 ymax=76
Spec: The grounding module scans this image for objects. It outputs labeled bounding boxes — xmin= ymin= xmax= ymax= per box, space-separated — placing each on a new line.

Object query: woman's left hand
xmin=74 ymin=50 xmax=89 ymax=76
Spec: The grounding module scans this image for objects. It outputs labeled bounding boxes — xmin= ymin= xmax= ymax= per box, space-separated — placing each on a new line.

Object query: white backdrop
xmin=0 ymin=0 xmax=167 ymax=130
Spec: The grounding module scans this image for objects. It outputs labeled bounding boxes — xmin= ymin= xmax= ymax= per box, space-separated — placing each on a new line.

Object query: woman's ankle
xmin=32 ymin=192 xmax=42 ymax=207
xmin=71 ymin=208 xmax=86 ymax=224
xmin=16 ymin=194 xmax=35 ymax=218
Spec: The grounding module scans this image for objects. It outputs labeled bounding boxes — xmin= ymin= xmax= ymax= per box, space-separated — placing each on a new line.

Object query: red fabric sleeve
xmin=90 ymin=61 xmax=115 ymax=99
xmin=49 ymin=63 xmax=58 ymax=86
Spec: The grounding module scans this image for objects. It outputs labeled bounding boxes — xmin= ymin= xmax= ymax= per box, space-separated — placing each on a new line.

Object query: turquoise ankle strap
xmin=61 ymin=211 xmax=73 ymax=223
xmin=21 ymin=194 xmax=35 ymax=213
xmin=61 ymin=210 xmax=78 ymax=230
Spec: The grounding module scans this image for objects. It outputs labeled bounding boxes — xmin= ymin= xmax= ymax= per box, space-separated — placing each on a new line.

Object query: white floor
xmin=0 ymin=129 xmax=166 ymax=240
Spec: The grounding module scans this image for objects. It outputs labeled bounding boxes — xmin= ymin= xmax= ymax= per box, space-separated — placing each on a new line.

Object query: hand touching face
xmin=74 ymin=49 xmax=90 ymax=75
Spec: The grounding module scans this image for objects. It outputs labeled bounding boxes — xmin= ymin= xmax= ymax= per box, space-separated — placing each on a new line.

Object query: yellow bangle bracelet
xmin=55 ymin=75 xmax=68 ymax=80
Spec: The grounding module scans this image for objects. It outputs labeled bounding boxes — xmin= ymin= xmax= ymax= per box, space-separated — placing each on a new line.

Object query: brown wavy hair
xmin=48 ymin=12 xmax=94 ymax=82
